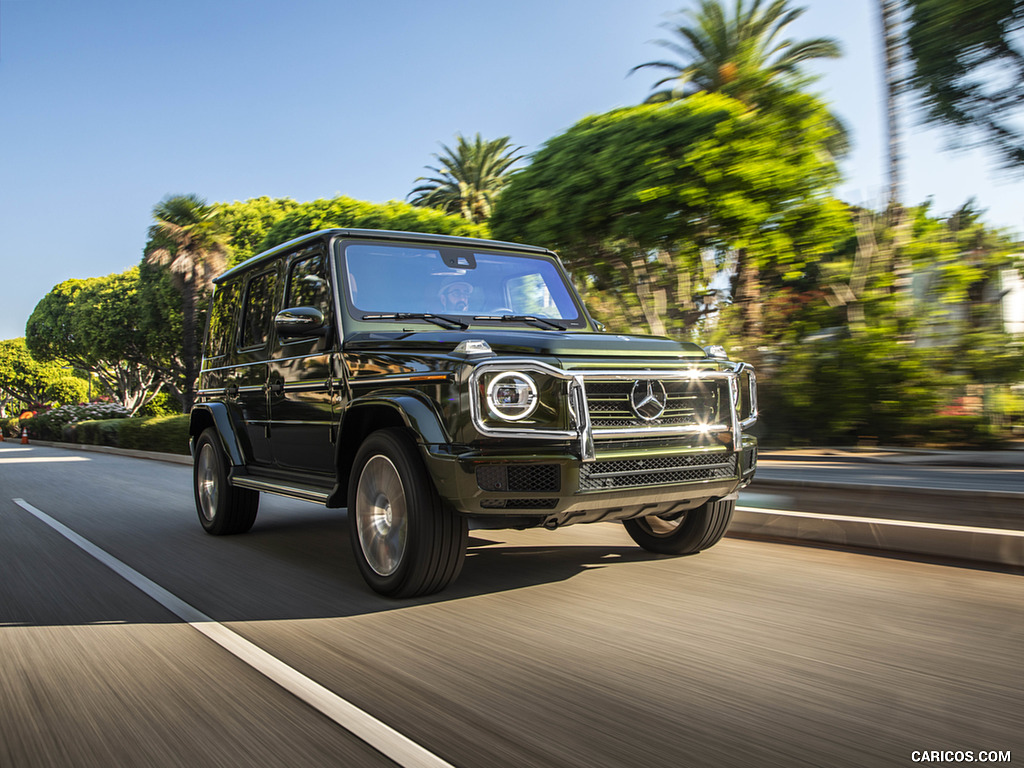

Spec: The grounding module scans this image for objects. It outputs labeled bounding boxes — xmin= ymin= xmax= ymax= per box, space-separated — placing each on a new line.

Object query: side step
xmin=230 ymin=475 xmax=331 ymax=504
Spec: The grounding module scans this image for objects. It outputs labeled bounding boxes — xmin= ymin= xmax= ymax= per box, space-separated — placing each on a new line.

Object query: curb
xmin=729 ymin=507 xmax=1024 ymax=570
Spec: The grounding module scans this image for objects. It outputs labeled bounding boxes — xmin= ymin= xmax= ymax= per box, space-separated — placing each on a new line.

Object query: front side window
xmin=340 ymin=243 xmax=582 ymax=323
xmin=286 ymin=251 xmax=330 ymax=315
xmin=239 ymin=270 xmax=278 ymax=349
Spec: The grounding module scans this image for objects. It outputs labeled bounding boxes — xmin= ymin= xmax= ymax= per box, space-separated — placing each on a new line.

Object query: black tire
xmin=193 ymin=428 xmax=259 ymax=535
xmin=348 ymin=428 xmax=467 ymax=598
xmin=623 ymin=498 xmax=735 ymax=555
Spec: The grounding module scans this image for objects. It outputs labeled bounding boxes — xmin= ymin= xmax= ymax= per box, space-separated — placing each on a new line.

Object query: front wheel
xmin=348 ymin=428 xmax=467 ymax=598
xmin=623 ymin=498 xmax=734 ymax=555
xmin=193 ymin=428 xmax=259 ymax=535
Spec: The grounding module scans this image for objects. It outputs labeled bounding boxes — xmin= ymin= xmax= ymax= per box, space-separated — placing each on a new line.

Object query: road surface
xmin=2 ymin=443 xmax=1021 ymax=767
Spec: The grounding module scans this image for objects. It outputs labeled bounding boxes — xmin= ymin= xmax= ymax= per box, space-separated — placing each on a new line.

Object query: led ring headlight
xmin=486 ymin=371 xmax=538 ymax=421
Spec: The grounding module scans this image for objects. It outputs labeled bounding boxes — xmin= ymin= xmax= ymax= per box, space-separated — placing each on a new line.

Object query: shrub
xmin=136 ymin=392 xmax=184 ymax=418
xmin=0 ymin=417 xmax=20 ymax=439
xmin=116 ymin=415 xmax=190 ymax=455
xmin=23 ymin=403 xmax=130 ymax=441
xmin=73 ymin=418 xmax=132 ymax=447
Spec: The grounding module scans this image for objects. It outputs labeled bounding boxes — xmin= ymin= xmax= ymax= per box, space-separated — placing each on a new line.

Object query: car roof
xmin=214 ymin=228 xmax=554 ymax=285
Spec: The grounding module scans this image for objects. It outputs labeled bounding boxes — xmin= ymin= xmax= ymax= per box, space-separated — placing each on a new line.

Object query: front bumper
xmin=421 ymin=436 xmax=758 ymax=528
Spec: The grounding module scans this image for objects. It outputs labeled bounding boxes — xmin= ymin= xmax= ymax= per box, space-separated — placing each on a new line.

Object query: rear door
xmin=235 ymin=266 xmax=279 ymax=467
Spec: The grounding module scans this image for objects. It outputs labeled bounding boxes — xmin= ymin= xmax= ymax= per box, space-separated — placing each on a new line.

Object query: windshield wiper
xmin=474 ymin=314 xmax=567 ymax=331
xmin=362 ymin=313 xmax=469 ymax=330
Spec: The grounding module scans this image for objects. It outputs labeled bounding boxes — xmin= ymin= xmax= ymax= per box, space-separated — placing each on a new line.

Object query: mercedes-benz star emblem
xmin=629 ymin=379 xmax=667 ymax=421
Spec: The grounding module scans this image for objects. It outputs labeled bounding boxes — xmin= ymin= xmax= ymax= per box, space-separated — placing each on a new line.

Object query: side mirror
xmin=275 ymin=306 xmax=329 ymax=338
xmin=703 ymin=345 xmax=728 ymax=359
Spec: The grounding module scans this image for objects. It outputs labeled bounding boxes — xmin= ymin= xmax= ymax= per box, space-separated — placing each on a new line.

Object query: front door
xmin=268 ymin=246 xmax=337 ymax=476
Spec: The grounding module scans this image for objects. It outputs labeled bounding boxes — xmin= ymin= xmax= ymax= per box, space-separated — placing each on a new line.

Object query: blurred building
xmin=1002 ymin=265 xmax=1024 ymax=335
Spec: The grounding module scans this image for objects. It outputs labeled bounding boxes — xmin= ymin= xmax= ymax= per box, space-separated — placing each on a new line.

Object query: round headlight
xmin=486 ymin=371 xmax=538 ymax=421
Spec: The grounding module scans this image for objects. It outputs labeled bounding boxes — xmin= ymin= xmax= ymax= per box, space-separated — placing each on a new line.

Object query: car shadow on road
xmin=219 ymin=508 xmax=664 ymax=620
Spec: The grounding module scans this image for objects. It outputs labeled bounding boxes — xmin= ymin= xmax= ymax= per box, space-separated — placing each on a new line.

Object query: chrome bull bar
xmin=469 ymin=359 xmax=758 ymax=463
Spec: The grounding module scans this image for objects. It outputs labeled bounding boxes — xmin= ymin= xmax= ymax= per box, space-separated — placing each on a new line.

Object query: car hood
xmin=344 ymin=329 xmax=706 ymax=359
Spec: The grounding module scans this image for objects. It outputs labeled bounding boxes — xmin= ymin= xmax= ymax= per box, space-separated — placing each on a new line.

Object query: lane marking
xmin=736 ymin=506 xmax=1024 ymax=537
xmin=11 ymin=498 xmax=454 ymax=768
xmin=0 ymin=457 xmax=90 ymax=464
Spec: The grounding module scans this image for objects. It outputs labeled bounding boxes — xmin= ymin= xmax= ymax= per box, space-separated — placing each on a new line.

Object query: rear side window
xmin=239 ymin=270 xmax=278 ymax=349
xmin=205 ymin=281 xmax=239 ymax=358
xmin=286 ymin=252 xmax=330 ymax=316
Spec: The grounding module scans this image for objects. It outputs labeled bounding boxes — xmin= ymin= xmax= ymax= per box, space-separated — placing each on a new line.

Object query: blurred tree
xmin=905 ymin=0 xmax=1024 ymax=170
xmin=0 ymin=338 xmax=88 ymax=414
xmin=259 ymin=195 xmax=488 ymax=252
xmin=408 ymin=134 xmax=523 ymax=224
xmin=490 ymin=92 xmax=850 ymax=344
xmin=144 ymin=194 xmax=230 ymax=412
xmin=632 ymin=1 xmax=849 ymax=159
xmin=213 ymin=196 xmax=301 ymax=266
xmin=25 ymin=270 xmax=176 ymax=414
xmin=632 ymin=0 xmax=840 ymax=102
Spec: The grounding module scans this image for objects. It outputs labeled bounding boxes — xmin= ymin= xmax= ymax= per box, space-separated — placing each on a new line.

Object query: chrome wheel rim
xmin=355 ymin=455 xmax=408 ymax=577
xmin=644 ymin=514 xmax=684 ymax=537
xmin=197 ymin=443 xmax=219 ymax=522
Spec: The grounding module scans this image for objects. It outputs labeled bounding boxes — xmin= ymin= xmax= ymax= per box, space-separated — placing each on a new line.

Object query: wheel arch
xmin=189 ymin=403 xmax=247 ymax=467
xmin=328 ymin=394 xmax=449 ymax=508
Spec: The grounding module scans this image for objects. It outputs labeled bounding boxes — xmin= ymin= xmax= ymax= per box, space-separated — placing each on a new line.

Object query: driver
xmin=438 ymin=276 xmax=474 ymax=313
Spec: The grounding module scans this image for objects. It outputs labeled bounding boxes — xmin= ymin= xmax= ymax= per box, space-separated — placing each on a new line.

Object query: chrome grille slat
xmin=584 ymin=378 xmax=723 ymax=433
xmin=579 ymin=455 xmax=737 ymax=491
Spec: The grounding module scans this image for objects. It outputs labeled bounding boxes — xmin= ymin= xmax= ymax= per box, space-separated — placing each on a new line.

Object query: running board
xmin=231 ymin=475 xmax=331 ymax=504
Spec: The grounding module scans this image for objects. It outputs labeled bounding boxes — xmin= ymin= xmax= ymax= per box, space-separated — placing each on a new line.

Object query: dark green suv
xmin=190 ymin=229 xmax=758 ymax=597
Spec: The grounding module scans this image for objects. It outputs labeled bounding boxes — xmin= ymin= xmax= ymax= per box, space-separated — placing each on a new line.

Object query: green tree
xmin=408 ymin=134 xmax=523 ymax=224
xmin=213 ymin=196 xmax=301 ymax=266
xmin=258 ymin=195 xmax=488 ymax=252
xmin=144 ymin=194 xmax=231 ymax=412
xmin=25 ymin=269 xmax=177 ymax=414
xmin=905 ymin=0 xmax=1024 ymax=170
xmin=491 ymin=92 xmax=849 ymax=345
xmin=632 ymin=0 xmax=841 ymax=105
xmin=0 ymin=338 xmax=88 ymax=416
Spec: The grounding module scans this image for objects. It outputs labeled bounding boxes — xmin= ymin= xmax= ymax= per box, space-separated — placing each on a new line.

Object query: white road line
xmin=11 ymin=498 xmax=455 ymax=768
xmin=736 ymin=506 xmax=1024 ymax=537
xmin=0 ymin=457 xmax=90 ymax=463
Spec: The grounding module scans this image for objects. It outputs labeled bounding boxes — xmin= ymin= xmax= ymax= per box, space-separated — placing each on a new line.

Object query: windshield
xmin=340 ymin=243 xmax=583 ymax=324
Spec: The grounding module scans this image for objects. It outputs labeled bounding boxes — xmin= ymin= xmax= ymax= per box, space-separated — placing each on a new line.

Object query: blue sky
xmin=2 ymin=0 xmax=1021 ymax=341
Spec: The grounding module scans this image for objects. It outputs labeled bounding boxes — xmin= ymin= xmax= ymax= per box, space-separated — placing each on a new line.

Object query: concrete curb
xmin=729 ymin=506 xmax=1024 ymax=570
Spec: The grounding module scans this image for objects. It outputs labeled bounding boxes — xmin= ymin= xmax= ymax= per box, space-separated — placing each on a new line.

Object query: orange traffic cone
xmin=21 ymin=428 xmax=29 ymax=444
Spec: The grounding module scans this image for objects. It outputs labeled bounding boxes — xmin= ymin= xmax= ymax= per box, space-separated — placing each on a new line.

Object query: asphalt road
xmin=2 ymin=443 xmax=1022 ymax=767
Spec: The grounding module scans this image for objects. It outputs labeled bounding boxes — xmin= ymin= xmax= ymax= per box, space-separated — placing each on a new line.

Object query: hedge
xmin=61 ymin=414 xmax=191 ymax=455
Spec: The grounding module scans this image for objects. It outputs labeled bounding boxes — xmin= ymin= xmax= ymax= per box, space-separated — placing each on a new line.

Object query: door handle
xmin=225 ymin=384 xmax=239 ymax=397
xmin=269 ymin=380 xmax=285 ymax=395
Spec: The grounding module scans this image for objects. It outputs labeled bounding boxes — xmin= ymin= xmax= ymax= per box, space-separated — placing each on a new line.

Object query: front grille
xmin=476 ymin=464 xmax=560 ymax=492
xmin=480 ymin=498 xmax=559 ymax=510
xmin=585 ymin=378 xmax=724 ymax=431
xmin=578 ymin=454 xmax=737 ymax=491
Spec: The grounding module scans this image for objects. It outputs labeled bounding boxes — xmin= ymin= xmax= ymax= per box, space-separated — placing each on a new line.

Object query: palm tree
xmin=409 ymin=134 xmax=523 ymax=224
xmin=145 ymin=194 xmax=230 ymax=412
xmin=633 ymin=0 xmax=841 ymax=106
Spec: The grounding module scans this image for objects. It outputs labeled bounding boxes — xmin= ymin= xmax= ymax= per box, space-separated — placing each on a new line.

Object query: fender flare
xmin=189 ymin=403 xmax=248 ymax=467
xmin=341 ymin=392 xmax=450 ymax=446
